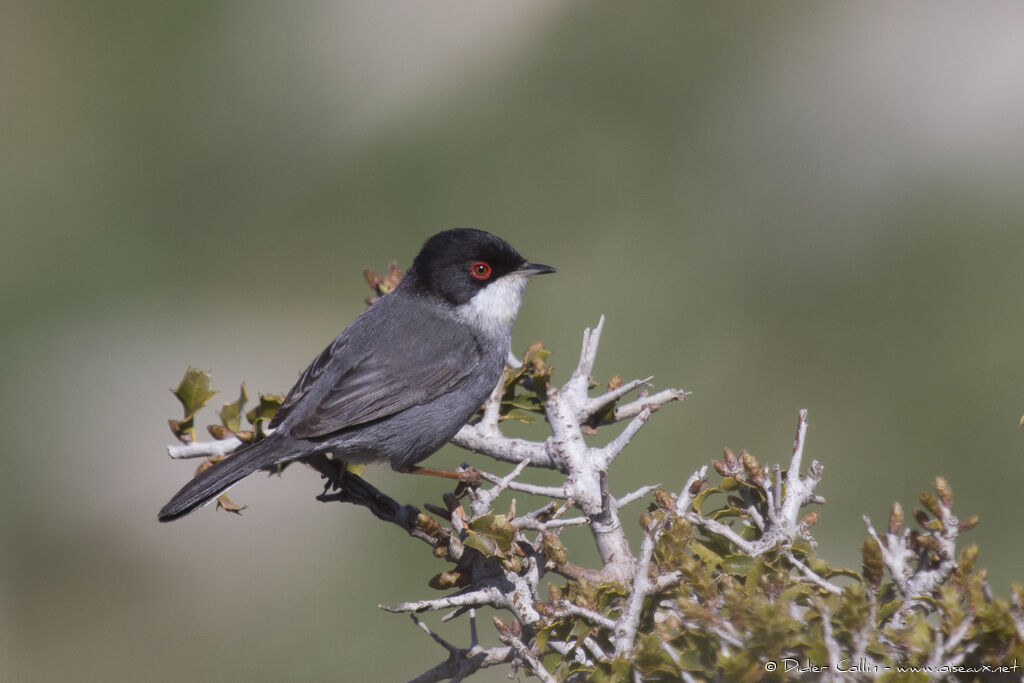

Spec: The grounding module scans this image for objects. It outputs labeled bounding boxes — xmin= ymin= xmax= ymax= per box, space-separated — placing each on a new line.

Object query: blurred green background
xmin=4 ymin=2 xmax=1024 ymax=680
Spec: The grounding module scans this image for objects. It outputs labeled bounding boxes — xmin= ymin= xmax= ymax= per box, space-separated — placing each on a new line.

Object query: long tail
xmin=158 ymin=435 xmax=302 ymax=522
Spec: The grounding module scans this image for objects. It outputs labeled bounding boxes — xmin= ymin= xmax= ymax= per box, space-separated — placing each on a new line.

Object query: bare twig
xmin=167 ymin=436 xmax=243 ymax=459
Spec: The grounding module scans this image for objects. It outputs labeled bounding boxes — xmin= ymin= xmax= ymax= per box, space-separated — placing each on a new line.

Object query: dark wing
xmin=268 ymin=335 xmax=345 ymax=431
xmin=268 ymin=298 xmax=486 ymax=439
xmin=289 ymin=331 xmax=484 ymax=438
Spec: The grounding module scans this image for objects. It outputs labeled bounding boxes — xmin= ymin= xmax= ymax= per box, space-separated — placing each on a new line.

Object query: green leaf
xmin=634 ymin=632 xmax=679 ymax=675
xmin=218 ymin=382 xmax=249 ymax=432
xmin=591 ymin=658 xmax=633 ymax=683
xmin=745 ymin=558 xmax=766 ymax=593
xmin=172 ymin=367 xmax=217 ymax=418
xmin=677 ymin=647 xmax=707 ymax=672
xmin=462 ymin=531 xmax=501 ymax=557
xmin=500 ymin=408 xmax=538 ymax=424
xmin=689 ymin=540 xmax=725 ymax=568
xmin=692 ymin=486 xmax=720 ymax=513
xmin=245 ymin=393 xmax=284 ymax=427
xmin=721 ymin=554 xmax=755 ymax=577
xmin=468 ymin=513 xmax=517 ymax=553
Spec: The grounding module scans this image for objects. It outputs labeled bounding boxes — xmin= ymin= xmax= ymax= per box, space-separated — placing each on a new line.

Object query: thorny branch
xmin=164 ymin=317 xmax=995 ymax=681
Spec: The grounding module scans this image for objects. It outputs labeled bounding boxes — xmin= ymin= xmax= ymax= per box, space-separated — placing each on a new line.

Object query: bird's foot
xmin=401 ymin=464 xmax=483 ymax=489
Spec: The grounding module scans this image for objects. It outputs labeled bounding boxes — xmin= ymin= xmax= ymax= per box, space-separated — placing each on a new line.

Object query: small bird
xmin=159 ymin=228 xmax=555 ymax=522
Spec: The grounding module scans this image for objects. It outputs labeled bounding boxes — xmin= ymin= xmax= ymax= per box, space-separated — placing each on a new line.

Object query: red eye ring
xmin=470 ymin=261 xmax=492 ymax=280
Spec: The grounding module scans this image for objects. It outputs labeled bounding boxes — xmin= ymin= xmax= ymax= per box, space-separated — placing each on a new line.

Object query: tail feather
xmin=158 ymin=436 xmax=299 ymax=522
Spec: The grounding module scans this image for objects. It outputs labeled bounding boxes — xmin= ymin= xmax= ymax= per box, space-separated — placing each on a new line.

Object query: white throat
xmin=454 ymin=274 xmax=530 ymax=339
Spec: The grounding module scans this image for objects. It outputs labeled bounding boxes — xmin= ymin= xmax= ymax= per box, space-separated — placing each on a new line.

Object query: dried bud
xmin=533 ymin=601 xmax=554 ymax=618
xmin=800 ymin=511 xmax=819 ymax=529
xmin=525 ymin=339 xmax=544 ymax=356
xmin=741 ymin=450 xmax=765 ymax=486
xmin=363 ymin=262 xmax=403 ymax=303
xmin=712 ymin=459 xmax=731 ymax=477
xmin=888 ymin=502 xmax=904 ymax=536
xmin=861 ymin=536 xmax=884 ymax=590
xmin=502 ymin=556 xmax=523 ymax=573
xmin=916 ymin=534 xmax=941 ymax=554
xmin=423 ymin=503 xmax=448 ymax=519
xmin=607 ymin=375 xmax=623 ymax=391
xmin=415 ymin=513 xmax=445 ymax=539
xmin=493 ymin=617 xmax=510 ymax=635
xmin=493 ymin=617 xmax=519 ymax=639
xmin=639 ymin=511 xmax=655 ymax=530
xmin=653 ymin=488 xmax=676 ymax=511
xmin=429 ymin=570 xmax=468 ymax=590
xmin=958 ymin=544 xmax=979 ymax=574
xmin=168 ymin=419 xmax=192 ymax=443
xmin=207 ymin=424 xmax=232 ymax=440
xmin=688 ymin=475 xmax=706 ymax=495
xmin=958 ymin=515 xmax=979 ymax=532
xmin=541 ymin=532 xmax=568 ymax=567
xmin=913 ymin=508 xmax=932 ymax=528
xmin=934 ymin=476 xmax=953 ymax=507
xmin=919 ymin=491 xmax=941 ymax=518
xmin=547 ymin=583 xmax=563 ymax=602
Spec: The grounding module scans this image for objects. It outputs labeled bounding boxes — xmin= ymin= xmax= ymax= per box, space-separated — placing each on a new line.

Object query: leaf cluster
xmin=167 ymin=368 xmax=284 ymax=512
xmin=530 ymin=474 xmax=1023 ymax=682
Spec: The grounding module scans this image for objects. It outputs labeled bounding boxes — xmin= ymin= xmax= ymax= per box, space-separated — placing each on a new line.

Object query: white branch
xmin=552 ymin=601 xmax=618 ymax=631
xmin=618 ymin=484 xmax=658 ymax=509
xmin=574 ymin=315 xmax=605 ymax=383
xmin=783 ymin=550 xmax=841 ymax=596
xmin=500 ymin=631 xmax=556 ymax=683
xmin=599 ymin=408 xmax=652 ymax=467
xmin=167 ymin=436 xmax=242 ymax=459
xmin=451 ymin=427 xmax=555 ymax=469
xmin=476 ymin=472 xmax=568 ymax=499
xmin=685 ymin=512 xmax=757 ymax=555
xmin=614 ymin=516 xmax=665 ymax=657
xmin=467 ymin=460 xmax=529 ymax=517
xmin=675 ymin=466 xmax=707 ymax=516
xmin=381 ymin=587 xmax=503 ymax=615
xmin=582 ymin=376 xmax=653 ymax=418
xmin=611 ymin=388 xmax=689 ymax=422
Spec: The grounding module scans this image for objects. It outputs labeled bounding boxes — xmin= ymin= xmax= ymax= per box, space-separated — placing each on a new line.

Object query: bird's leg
xmin=306 ymin=455 xmax=345 ymax=492
xmin=400 ymin=464 xmax=483 ymax=488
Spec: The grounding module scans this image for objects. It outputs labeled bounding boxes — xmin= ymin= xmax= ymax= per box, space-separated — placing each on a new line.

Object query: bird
xmin=159 ymin=228 xmax=555 ymax=522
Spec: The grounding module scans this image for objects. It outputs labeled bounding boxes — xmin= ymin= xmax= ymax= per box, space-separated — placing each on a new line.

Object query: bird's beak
xmin=516 ymin=262 xmax=557 ymax=277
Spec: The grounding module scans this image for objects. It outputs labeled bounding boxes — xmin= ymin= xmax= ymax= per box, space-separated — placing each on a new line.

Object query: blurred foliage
xmin=531 ymin=474 xmax=1024 ymax=682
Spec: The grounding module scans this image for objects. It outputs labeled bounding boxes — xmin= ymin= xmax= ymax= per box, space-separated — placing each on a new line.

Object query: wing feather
xmin=267 ymin=297 xmax=485 ymax=439
xmin=267 ymin=335 xmax=346 ymax=430
xmin=290 ymin=331 xmax=482 ymax=438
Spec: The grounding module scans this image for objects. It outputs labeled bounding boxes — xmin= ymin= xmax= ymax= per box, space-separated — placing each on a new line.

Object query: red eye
xmin=470 ymin=261 xmax=492 ymax=280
